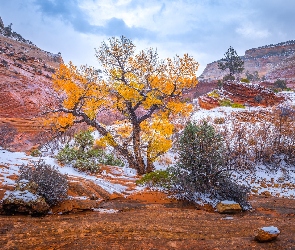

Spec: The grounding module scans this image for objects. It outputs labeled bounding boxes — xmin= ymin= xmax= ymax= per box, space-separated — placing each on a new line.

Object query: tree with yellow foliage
xmin=49 ymin=36 xmax=199 ymax=174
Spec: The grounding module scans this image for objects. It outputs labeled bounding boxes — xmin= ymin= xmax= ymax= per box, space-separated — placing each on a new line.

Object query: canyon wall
xmin=200 ymin=40 xmax=295 ymax=84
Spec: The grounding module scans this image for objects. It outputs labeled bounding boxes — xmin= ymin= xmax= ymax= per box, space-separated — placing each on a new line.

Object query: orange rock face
xmin=222 ymin=81 xmax=285 ymax=107
xmin=198 ymin=81 xmax=285 ymax=110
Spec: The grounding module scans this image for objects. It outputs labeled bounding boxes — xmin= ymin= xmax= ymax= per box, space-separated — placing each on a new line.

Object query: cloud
xmin=33 ymin=0 xmax=152 ymax=38
xmin=236 ymin=24 xmax=270 ymax=39
xmin=1 ymin=0 xmax=295 ymax=76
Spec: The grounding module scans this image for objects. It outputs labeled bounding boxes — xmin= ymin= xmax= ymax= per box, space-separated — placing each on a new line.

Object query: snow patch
xmin=261 ymin=226 xmax=280 ymax=234
xmin=220 ymin=200 xmax=238 ymax=205
xmin=3 ymin=190 xmax=40 ymax=203
xmin=92 ymin=208 xmax=119 ymax=213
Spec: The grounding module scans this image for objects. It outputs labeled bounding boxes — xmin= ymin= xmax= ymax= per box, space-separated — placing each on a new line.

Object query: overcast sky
xmin=1 ymin=0 xmax=295 ymax=75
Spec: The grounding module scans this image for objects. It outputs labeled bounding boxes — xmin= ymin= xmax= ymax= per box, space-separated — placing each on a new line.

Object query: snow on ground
xmin=0 ymin=147 xmax=141 ymax=196
xmin=92 ymin=208 xmax=119 ymax=213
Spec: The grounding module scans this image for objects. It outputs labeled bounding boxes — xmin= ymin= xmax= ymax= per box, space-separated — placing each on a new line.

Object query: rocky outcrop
xmin=198 ymin=81 xmax=285 ymax=110
xmin=198 ymin=96 xmax=220 ymax=110
xmin=222 ymin=81 xmax=284 ymax=107
xmin=200 ymin=40 xmax=295 ymax=84
xmin=0 ymin=27 xmax=62 ymax=151
xmin=1 ymin=179 xmax=50 ymax=215
xmin=2 ymin=190 xmax=50 ymax=215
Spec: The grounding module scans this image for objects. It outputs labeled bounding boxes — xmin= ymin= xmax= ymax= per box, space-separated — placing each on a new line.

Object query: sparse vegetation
xmin=136 ymin=170 xmax=172 ymax=189
xmin=208 ymin=90 xmax=220 ymax=98
xmin=274 ymin=79 xmax=287 ymax=90
xmin=56 ymin=130 xmax=124 ymax=173
xmin=241 ymin=78 xmax=250 ymax=83
xmin=18 ymin=160 xmax=68 ymax=206
xmin=137 ymin=121 xmax=251 ymax=209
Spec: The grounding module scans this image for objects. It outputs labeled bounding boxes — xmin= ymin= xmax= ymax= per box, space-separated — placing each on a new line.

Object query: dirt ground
xmin=1 ymin=194 xmax=295 ymax=250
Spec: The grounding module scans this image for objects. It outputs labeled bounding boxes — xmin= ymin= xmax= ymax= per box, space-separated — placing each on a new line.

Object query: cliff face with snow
xmin=0 ymin=19 xmax=63 ymax=151
xmin=200 ymin=40 xmax=295 ymax=84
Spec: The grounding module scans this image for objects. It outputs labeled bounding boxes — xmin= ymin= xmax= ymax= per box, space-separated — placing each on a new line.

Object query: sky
xmin=1 ymin=0 xmax=295 ymax=76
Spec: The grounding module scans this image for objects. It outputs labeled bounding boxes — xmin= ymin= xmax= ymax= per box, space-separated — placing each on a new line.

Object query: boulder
xmin=51 ymin=199 xmax=103 ymax=214
xmin=255 ymin=226 xmax=280 ymax=242
xmin=216 ymin=200 xmax=242 ymax=214
xmin=2 ymin=190 xmax=50 ymax=215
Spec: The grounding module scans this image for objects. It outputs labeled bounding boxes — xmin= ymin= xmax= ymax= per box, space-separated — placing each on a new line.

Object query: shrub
xmin=274 ymin=79 xmax=287 ymax=89
xmin=56 ymin=130 xmax=124 ymax=172
xmin=136 ymin=170 xmax=172 ymax=189
xmin=169 ymin=121 xmax=250 ymax=209
xmin=241 ymin=78 xmax=250 ymax=83
xmin=213 ymin=117 xmax=225 ymax=124
xmin=170 ymin=121 xmax=226 ymax=196
xmin=231 ymin=103 xmax=245 ymax=109
xmin=215 ymin=177 xmax=251 ymax=210
xmin=74 ymin=158 xmax=100 ymax=173
xmin=208 ymin=90 xmax=220 ymax=98
xmin=30 ymin=149 xmax=41 ymax=157
xmin=222 ymin=74 xmax=235 ymax=82
xmin=254 ymin=95 xmax=263 ymax=103
xmin=18 ymin=161 xmax=68 ymax=206
xmin=219 ymin=99 xmax=232 ymax=107
xmin=74 ymin=130 xmax=94 ymax=152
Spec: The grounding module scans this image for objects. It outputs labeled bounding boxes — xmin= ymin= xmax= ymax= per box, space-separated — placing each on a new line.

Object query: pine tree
xmin=218 ymin=46 xmax=244 ymax=77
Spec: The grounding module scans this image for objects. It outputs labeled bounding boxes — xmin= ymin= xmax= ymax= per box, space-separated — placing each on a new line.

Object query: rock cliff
xmin=200 ymin=40 xmax=295 ymax=85
xmin=0 ymin=20 xmax=62 ymax=151
xmin=198 ymin=81 xmax=285 ymax=110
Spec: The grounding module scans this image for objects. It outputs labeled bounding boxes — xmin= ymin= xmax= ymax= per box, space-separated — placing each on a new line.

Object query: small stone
xmin=255 ymin=226 xmax=280 ymax=242
xmin=261 ymin=191 xmax=271 ymax=197
xmin=216 ymin=200 xmax=242 ymax=214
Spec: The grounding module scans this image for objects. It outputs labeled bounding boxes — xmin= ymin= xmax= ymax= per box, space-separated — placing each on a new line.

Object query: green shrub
xmin=231 ymin=103 xmax=245 ymax=109
xmin=56 ymin=130 xmax=124 ymax=173
xmin=274 ymin=79 xmax=287 ymax=89
xmin=219 ymin=99 xmax=232 ymax=107
xmin=169 ymin=121 xmax=251 ymax=210
xmin=56 ymin=144 xmax=77 ymax=164
xmin=208 ymin=90 xmax=220 ymax=98
xmin=241 ymin=78 xmax=250 ymax=83
xmin=74 ymin=158 xmax=100 ymax=173
xmin=136 ymin=170 xmax=172 ymax=188
xmin=222 ymin=74 xmax=235 ymax=81
xmin=30 ymin=149 xmax=41 ymax=157
xmin=74 ymin=130 xmax=94 ymax=152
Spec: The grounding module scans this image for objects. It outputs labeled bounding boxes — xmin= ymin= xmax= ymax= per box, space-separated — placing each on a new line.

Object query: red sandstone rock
xmin=198 ymin=81 xmax=284 ymax=110
xmin=0 ymin=35 xmax=61 ymax=151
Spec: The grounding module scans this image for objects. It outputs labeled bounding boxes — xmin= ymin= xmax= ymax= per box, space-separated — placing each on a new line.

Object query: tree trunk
xmin=132 ymin=123 xmax=146 ymax=174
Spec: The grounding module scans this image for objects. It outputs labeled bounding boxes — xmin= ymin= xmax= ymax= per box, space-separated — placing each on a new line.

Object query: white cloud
xmin=236 ymin=23 xmax=270 ymax=39
xmin=1 ymin=0 xmax=295 ymax=77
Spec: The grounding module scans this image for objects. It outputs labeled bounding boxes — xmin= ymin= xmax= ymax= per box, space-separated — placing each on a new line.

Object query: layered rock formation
xmin=198 ymin=81 xmax=285 ymax=110
xmin=200 ymin=40 xmax=295 ymax=84
xmin=0 ymin=21 xmax=62 ymax=151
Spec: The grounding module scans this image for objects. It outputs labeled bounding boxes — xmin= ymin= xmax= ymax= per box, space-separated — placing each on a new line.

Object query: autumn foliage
xmin=48 ymin=36 xmax=199 ymax=174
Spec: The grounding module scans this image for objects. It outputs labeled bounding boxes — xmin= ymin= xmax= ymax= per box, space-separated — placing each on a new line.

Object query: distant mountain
xmin=0 ymin=17 xmax=63 ymax=151
xmin=199 ymin=40 xmax=295 ymax=85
